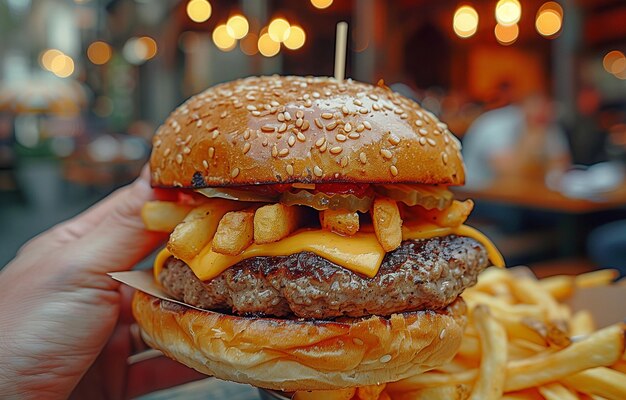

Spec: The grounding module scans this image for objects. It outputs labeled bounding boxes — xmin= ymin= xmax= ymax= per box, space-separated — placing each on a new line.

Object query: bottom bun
xmin=132 ymin=291 xmax=467 ymax=391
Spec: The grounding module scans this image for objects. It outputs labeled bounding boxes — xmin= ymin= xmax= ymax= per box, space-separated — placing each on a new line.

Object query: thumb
xmin=69 ymin=172 xmax=168 ymax=275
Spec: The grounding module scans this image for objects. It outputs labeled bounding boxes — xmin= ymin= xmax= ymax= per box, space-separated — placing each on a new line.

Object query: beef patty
xmin=159 ymin=235 xmax=490 ymax=319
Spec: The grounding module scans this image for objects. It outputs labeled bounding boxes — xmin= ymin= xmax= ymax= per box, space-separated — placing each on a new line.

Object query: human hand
xmin=0 ymin=169 xmax=203 ymax=399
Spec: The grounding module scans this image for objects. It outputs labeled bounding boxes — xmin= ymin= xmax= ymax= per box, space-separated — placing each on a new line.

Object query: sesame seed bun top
xmin=149 ymin=76 xmax=465 ymax=188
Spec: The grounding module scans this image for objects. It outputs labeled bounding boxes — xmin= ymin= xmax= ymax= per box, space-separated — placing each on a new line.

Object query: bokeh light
xmin=226 ymin=15 xmax=249 ymax=40
xmin=283 ymin=25 xmax=306 ymax=50
xmin=258 ymin=33 xmax=280 ymax=57
xmin=453 ymin=6 xmax=479 ymax=39
xmin=536 ymin=2 xmax=563 ymax=37
xmin=41 ymin=49 xmax=63 ymax=71
xmin=604 ymin=51 xmax=626 ymax=75
xmin=138 ymin=36 xmax=158 ymax=60
xmin=186 ymin=0 xmax=212 ymax=23
xmin=240 ymin=32 xmax=259 ymax=55
xmin=495 ymin=23 xmax=519 ymax=45
xmin=495 ymin=0 xmax=521 ymax=26
xmin=50 ymin=54 xmax=75 ymax=78
xmin=123 ymin=36 xmax=158 ymax=64
xmin=87 ymin=41 xmax=112 ymax=65
xmin=212 ymin=24 xmax=236 ymax=51
xmin=268 ymin=18 xmax=291 ymax=43
xmin=311 ymin=0 xmax=333 ymax=9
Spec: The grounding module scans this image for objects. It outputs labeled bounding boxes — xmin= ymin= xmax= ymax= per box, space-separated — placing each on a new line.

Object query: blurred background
xmin=1 ymin=0 xmax=626 ymax=276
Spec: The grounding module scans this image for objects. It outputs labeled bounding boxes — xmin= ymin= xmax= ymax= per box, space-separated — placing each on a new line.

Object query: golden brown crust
xmin=132 ymin=291 xmax=467 ymax=391
xmin=149 ymin=76 xmax=465 ymax=188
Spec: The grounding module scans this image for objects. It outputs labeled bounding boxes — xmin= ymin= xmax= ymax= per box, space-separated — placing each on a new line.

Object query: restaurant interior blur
xmin=1 ymin=0 xmax=626 ymax=277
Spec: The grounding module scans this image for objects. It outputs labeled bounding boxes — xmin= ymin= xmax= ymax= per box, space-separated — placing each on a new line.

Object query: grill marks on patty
xmin=158 ymin=235 xmax=490 ymax=319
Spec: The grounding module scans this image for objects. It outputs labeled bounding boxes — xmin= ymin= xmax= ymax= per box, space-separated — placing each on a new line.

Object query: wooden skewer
xmin=334 ymin=21 xmax=348 ymax=81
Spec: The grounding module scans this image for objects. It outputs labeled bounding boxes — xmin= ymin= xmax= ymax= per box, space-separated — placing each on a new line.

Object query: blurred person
xmin=0 ymin=167 xmax=204 ymax=399
xmin=462 ymin=93 xmax=570 ymax=188
xmin=587 ymin=219 xmax=626 ymax=277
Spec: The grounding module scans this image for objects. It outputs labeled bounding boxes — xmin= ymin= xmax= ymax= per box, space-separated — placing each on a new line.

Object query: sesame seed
xmin=231 ymin=168 xmax=240 ymax=178
xmin=196 ymin=120 xmax=203 ymax=127
xmin=304 ymin=99 xmax=312 ymax=108
xmin=164 ymin=148 xmax=171 ymax=156
xmin=206 ymin=123 xmax=217 ymax=132
xmin=342 ymin=105 xmax=349 ymax=115
xmin=313 ymin=118 xmax=323 ymax=129
xmin=324 ymin=90 xmax=331 ymax=96
xmin=419 ymin=137 xmax=427 ymax=146
xmin=296 ymin=110 xmax=304 ymax=119
xmin=326 ymin=121 xmax=338 ymax=131
xmin=279 ymin=148 xmax=289 ymax=157
xmin=321 ymin=112 xmax=333 ymax=120
xmin=212 ymin=130 xmax=220 ymax=139
xmin=286 ymin=164 xmax=294 ymax=176
xmin=379 ymin=354 xmax=392 ymax=363
xmin=330 ymin=146 xmax=343 ymax=154
xmin=261 ymin=125 xmax=276 ymax=133
xmin=208 ymin=147 xmax=215 ymax=158
xmin=344 ymin=122 xmax=352 ymax=132
xmin=353 ymin=338 xmax=364 ymax=346
xmin=176 ymin=154 xmax=183 ymax=164
xmin=372 ymin=103 xmax=381 ymax=111
xmin=319 ymin=142 xmax=327 ymax=152
xmin=183 ymin=146 xmax=191 ymax=154
xmin=388 ymin=134 xmax=400 ymax=145
xmin=262 ymin=138 xmax=268 ymax=147
xmin=340 ymin=156 xmax=348 ymax=167
xmin=243 ymin=142 xmax=251 ymax=154
xmin=315 ymin=137 xmax=326 ymax=147
xmin=278 ymin=113 xmax=285 ymax=122
xmin=312 ymin=92 xmax=320 ymax=98
xmin=252 ymin=111 xmax=261 ymax=116
xmin=278 ymin=123 xmax=287 ymax=133
xmin=272 ymin=145 xmax=278 ymax=157
xmin=359 ymin=152 xmax=367 ymax=164
xmin=394 ymin=108 xmax=403 ymax=115
xmin=270 ymin=100 xmax=280 ymax=107
xmin=288 ymin=136 xmax=296 ymax=147
xmin=301 ymin=120 xmax=310 ymax=131
xmin=174 ymin=125 xmax=181 ymax=133
xmin=220 ymin=111 xmax=228 ymax=119
xmin=243 ymin=130 xmax=251 ymax=140
xmin=313 ymin=166 xmax=323 ymax=177
xmin=356 ymin=124 xmax=365 ymax=133
xmin=442 ymin=152 xmax=448 ymax=165
xmin=381 ymin=149 xmax=393 ymax=159
xmin=427 ymin=138 xmax=437 ymax=146
xmin=202 ymin=160 xmax=209 ymax=169
xmin=363 ymin=121 xmax=372 ymax=130
xmin=155 ymin=139 xmax=162 ymax=147
xmin=401 ymin=113 xmax=408 ymax=119
xmin=184 ymin=134 xmax=192 ymax=144
xmin=444 ymin=135 xmax=450 ymax=144
xmin=296 ymin=118 xmax=303 ymax=128
xmin=348 ymin=132 xmax=360 ymax=139
xmin=419 ymin=128 xmax=428 ymax=136
xmin=297 ymin=131 xmax=306 ymax=142
xmin=336 ymin=134 xmax=347 ymax=142
xmin=284 ymin=111 xmax=292 ymax=121
xmin=354 ymin=99 xmax=362 ymax=106
xmin=359 ymin=108 xmax=369 ymax=114
xmin=390 ymin=165 xmax=398 ymax=176
xmin=434 ymin=129 xmax=442 ymax=136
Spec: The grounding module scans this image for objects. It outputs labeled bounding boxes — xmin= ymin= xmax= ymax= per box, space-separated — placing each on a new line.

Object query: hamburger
xmin=132 ymin=76 xmax=503 ymax=391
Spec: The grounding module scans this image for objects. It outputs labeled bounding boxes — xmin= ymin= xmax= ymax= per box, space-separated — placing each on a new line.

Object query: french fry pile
xmin=294 ymin=268 xmax=626 ymax=400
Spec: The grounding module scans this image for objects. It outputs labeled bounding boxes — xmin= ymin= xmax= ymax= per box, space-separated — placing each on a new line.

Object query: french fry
xmin=538 ymin=274 xmax=575 ymax=301
xmin=504 ymin=323 xmax=626 ymax=392
xmin=372 ymin=197 xmax=402 ymax=251
xmin=212 ymin=209 xmax=255 ymax=255
xmin=293 ymin=388 xmax=356 ymax=400
xmin=320 ymin=209 xmax=360 ymax=236
xmin=470 ymin=305 xmax=507 ymax=400
xmin=538 ymin=382 xmax=579 ymax=400
xmin=418 ymin=199 xmax=474 ymax=227
xmin=562 ymin=367 xmax=626 ymax=400
xmin=473 ymin=267 xmax=512 ymax=292
xmin=355 ymin=384 xmax=386 ymax=400
xmin=508 ymin=277 xmax=565 ymax=322
xmin=141 ymin=201 xmax=193 ymax=232
xmin=167 ymin=199 xmax=245 ymax=261
xmin=611 ymin=359 xmax=626 ymax=374
xmin=570 ymin=310 xmax=596 ymax=337
xmin=463 ymin=291 xmax=545 ymax=320
xmin=501 ymin=389 xmax=546 ymax=399
xmin=387 ymin=370 xmax=477 ymax=391
xmin=575 ymin=269 xmax=619 ymax=288
xmin=391 ymin=385 xmax=470 ymax=400
xmin=253 ymin=203 xmax=303 ymax=244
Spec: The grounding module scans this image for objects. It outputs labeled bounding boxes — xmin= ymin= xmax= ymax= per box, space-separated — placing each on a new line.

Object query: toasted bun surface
xmin=132 ymin=291 xmax=466 ymax=391
xmin=150 ymin=76 xmax=464 ymax=188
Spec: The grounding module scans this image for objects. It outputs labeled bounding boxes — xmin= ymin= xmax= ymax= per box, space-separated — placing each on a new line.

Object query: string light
xmin=212 ymin=24 xmax=236 ymax=51
xmin=311 ymin=0 xmax=333 ymax=9
xmin=453 ymin=6 xmax=479 ymax=38
xmin=284 ymin=25 xmax=306 ymax=50
xmin=268 ymin=18 xmax=291 ymax=42
xmin=41 ymin=49 xmax=63 ymax=71
xmin=240 ymin=33 xmax=259 ymax=55
xmin=536 ymin=2 xmax=563 ymax=37
xmin=226 ymin=15 xmax=249 ymax=40
xmin=87 ymin=41 xmax=112 ymax=65
xmin=50 ymin=54 xmax=75 ymax=78
xmin=495 ymin=0 xmax=521 ymax=26
xmin=495 ymin=23 xmax=519 ymax=45
xmin=258 ymin=33 xmax=280 ymax=57
xmin=603 ymin=51 xmax=626 ymax=75
xmin=187 ymin=0 xmax=212 ymax=23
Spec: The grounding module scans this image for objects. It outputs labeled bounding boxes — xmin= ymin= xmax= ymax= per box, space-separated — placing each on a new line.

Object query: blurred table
xmin=454 ymin=178 xmax=626 ymax=258
xmin=454 ymin=178 xmax=626 ymax=214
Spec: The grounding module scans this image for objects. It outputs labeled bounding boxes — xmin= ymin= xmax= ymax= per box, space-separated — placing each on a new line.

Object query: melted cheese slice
xmin=154 ymin=224 xmax=504 ymax=282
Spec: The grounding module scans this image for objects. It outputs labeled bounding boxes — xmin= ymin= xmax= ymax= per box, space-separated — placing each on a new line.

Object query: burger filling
xmin=142 ymin=182 xmax=503 ymax=319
